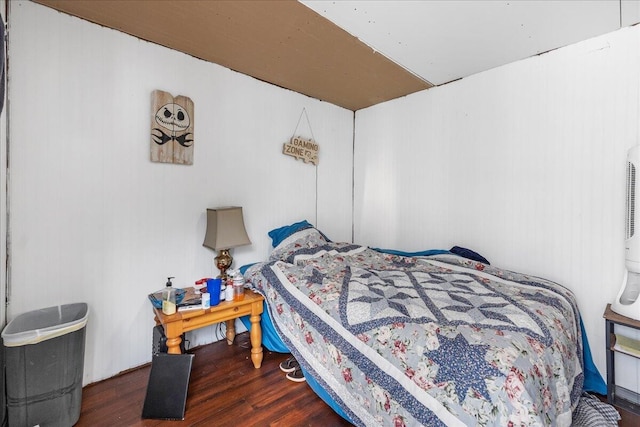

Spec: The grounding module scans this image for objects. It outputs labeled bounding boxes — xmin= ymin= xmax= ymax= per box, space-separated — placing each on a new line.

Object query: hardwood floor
xmin=77 ymin=332 xmax=640 ymax=426
xmin=616 ymin=403 xmax=640 ymax=427
xmin=76 ymin=332 xmax=351 ymax=426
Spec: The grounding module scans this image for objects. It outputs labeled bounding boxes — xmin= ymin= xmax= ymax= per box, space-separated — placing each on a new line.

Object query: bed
xmin=241 ymin=221 xmax=608 ymax=426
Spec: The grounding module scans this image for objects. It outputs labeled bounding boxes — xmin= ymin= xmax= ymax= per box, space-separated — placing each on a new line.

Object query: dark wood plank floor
xmin=603 ymin=396 xmax=639 ymax=427
xmin=76 ymin=332 xmax=351 ymax=426
xmin=77 ymin=332 xmax=640 ymax=426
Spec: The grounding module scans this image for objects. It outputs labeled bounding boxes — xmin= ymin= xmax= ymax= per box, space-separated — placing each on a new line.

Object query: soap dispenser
xmin=162 ymin=277 xmax=177 ymax=315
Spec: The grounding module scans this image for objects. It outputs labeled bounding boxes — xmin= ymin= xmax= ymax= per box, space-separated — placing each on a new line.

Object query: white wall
xmin=355 ymin=25 xmax=640 ymax=393
xmin=7 ymin=1 xmax=353 ymax=384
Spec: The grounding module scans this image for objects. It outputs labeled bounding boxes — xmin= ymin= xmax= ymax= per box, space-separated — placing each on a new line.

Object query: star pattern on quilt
xmin=442 ymin=293 xmax=514 ymax=325
xmin=351 ymin=287 xmax=413 ymax=317
xmin=342 ymin=267 xmax=546 ymax=339
xmin=428 ymin=333 xmax=501 ymax=402
xmin=344 ymin=269 xmax=437 ymax=329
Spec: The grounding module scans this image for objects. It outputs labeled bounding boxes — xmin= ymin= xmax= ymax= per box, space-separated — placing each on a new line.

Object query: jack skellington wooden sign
xmin=150 ymin=90 xmax=194 ymax=165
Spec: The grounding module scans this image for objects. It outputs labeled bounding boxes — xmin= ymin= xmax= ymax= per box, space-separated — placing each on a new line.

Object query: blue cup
xmin=206 ymin=278 xmax=222 ymax=306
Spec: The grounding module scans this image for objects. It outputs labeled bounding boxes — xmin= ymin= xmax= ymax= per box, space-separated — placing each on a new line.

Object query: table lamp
xmin=202 ymin=207 xmax=251 ymax=281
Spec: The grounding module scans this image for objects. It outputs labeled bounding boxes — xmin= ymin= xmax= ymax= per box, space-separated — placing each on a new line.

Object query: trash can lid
xmin=1 ymin=303 xmax=89 ymax=347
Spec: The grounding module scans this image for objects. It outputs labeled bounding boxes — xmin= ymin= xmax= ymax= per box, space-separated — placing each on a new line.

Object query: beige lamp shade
xmin=203 ymin=207 xmax=251 ymax=250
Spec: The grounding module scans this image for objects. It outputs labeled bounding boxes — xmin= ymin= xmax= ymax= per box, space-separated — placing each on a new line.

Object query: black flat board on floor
xmin=141 ymin=353 xmax=194 ymax=420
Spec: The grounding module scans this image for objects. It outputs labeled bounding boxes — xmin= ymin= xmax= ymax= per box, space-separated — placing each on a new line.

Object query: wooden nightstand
xmin=603 ymin=303 xmax=640 ymax=415
xmin=153 ymin=288 xmax=264 ymax=368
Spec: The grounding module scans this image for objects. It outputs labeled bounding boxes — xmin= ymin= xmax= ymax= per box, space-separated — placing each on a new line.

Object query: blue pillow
xmin=239 ymin=263 xmax=257 ymax=275
xmin=373 ymin=248 xmax=450 ymax=257
xmin=268 ymin=220 xmax=313 ymax=247
xmin=450 ymin=246 xmax=490 ymax=265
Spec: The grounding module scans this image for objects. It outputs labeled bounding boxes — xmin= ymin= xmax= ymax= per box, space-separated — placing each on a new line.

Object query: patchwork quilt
xmin=245 ymin=229 xmax=583 ymax=426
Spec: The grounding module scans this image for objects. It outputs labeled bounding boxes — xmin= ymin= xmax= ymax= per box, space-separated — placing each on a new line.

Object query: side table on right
xmin=603 ymin=303 xmax=640 ymax=415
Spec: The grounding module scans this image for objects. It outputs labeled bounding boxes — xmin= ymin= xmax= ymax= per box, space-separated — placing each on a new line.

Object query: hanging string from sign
xmin=285 ymin=107 xmax=319 ymax=225
xmin=291 ymin=107 xmax=317 ymax=143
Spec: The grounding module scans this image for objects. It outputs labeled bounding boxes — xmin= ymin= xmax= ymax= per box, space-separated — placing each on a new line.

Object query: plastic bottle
xmin=225 ymin=270 xmax=235 ymax=301
xmin=201 ymin=291 xmax=210 ymax=309
xmin=233 ymin=273 xmax=245 ymax=301
xmin=162 ymin=277 xmax=177 ymax=315
xmin=194 ymin=278 xmax=206 ymax=294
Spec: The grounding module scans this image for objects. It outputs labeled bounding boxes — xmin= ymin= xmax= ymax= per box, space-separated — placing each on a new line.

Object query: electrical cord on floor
xmin=215 ymin=322 xmax=225 ymax=341
xmin=184 ymin=322 xmax=251 ymax=349
xmin=219 ymin=321 xmax=250 ymax=348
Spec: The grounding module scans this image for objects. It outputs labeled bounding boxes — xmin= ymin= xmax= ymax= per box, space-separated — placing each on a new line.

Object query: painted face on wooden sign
xmin=150 ymin=90 xmax=194 ymax=165
xmin=155 ymin=103 xmax=191 ymax=133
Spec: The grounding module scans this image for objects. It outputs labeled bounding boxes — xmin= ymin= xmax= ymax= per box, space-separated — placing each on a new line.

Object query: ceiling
xmin=32 ymin=0 xmax=640 ymax=111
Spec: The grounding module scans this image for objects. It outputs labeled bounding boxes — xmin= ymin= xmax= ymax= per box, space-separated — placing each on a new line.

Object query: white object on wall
xmin=613 ymin=145 xmax=640 ymax=321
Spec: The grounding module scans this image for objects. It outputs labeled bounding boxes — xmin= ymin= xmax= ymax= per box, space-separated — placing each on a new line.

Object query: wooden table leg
xmin=226 ymin=319 xmax=235 ymax=345
xmin=250 ymin=313 xmax=263 ymax=368
xmin=163 ymin=321 xmax=183 ymax=355
xmin=166 ymin=336 xmax=182 ymax=354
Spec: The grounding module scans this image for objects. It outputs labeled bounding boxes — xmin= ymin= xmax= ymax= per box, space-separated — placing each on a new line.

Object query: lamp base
xmin=215 ymin=249 xmax=233 ymax=281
